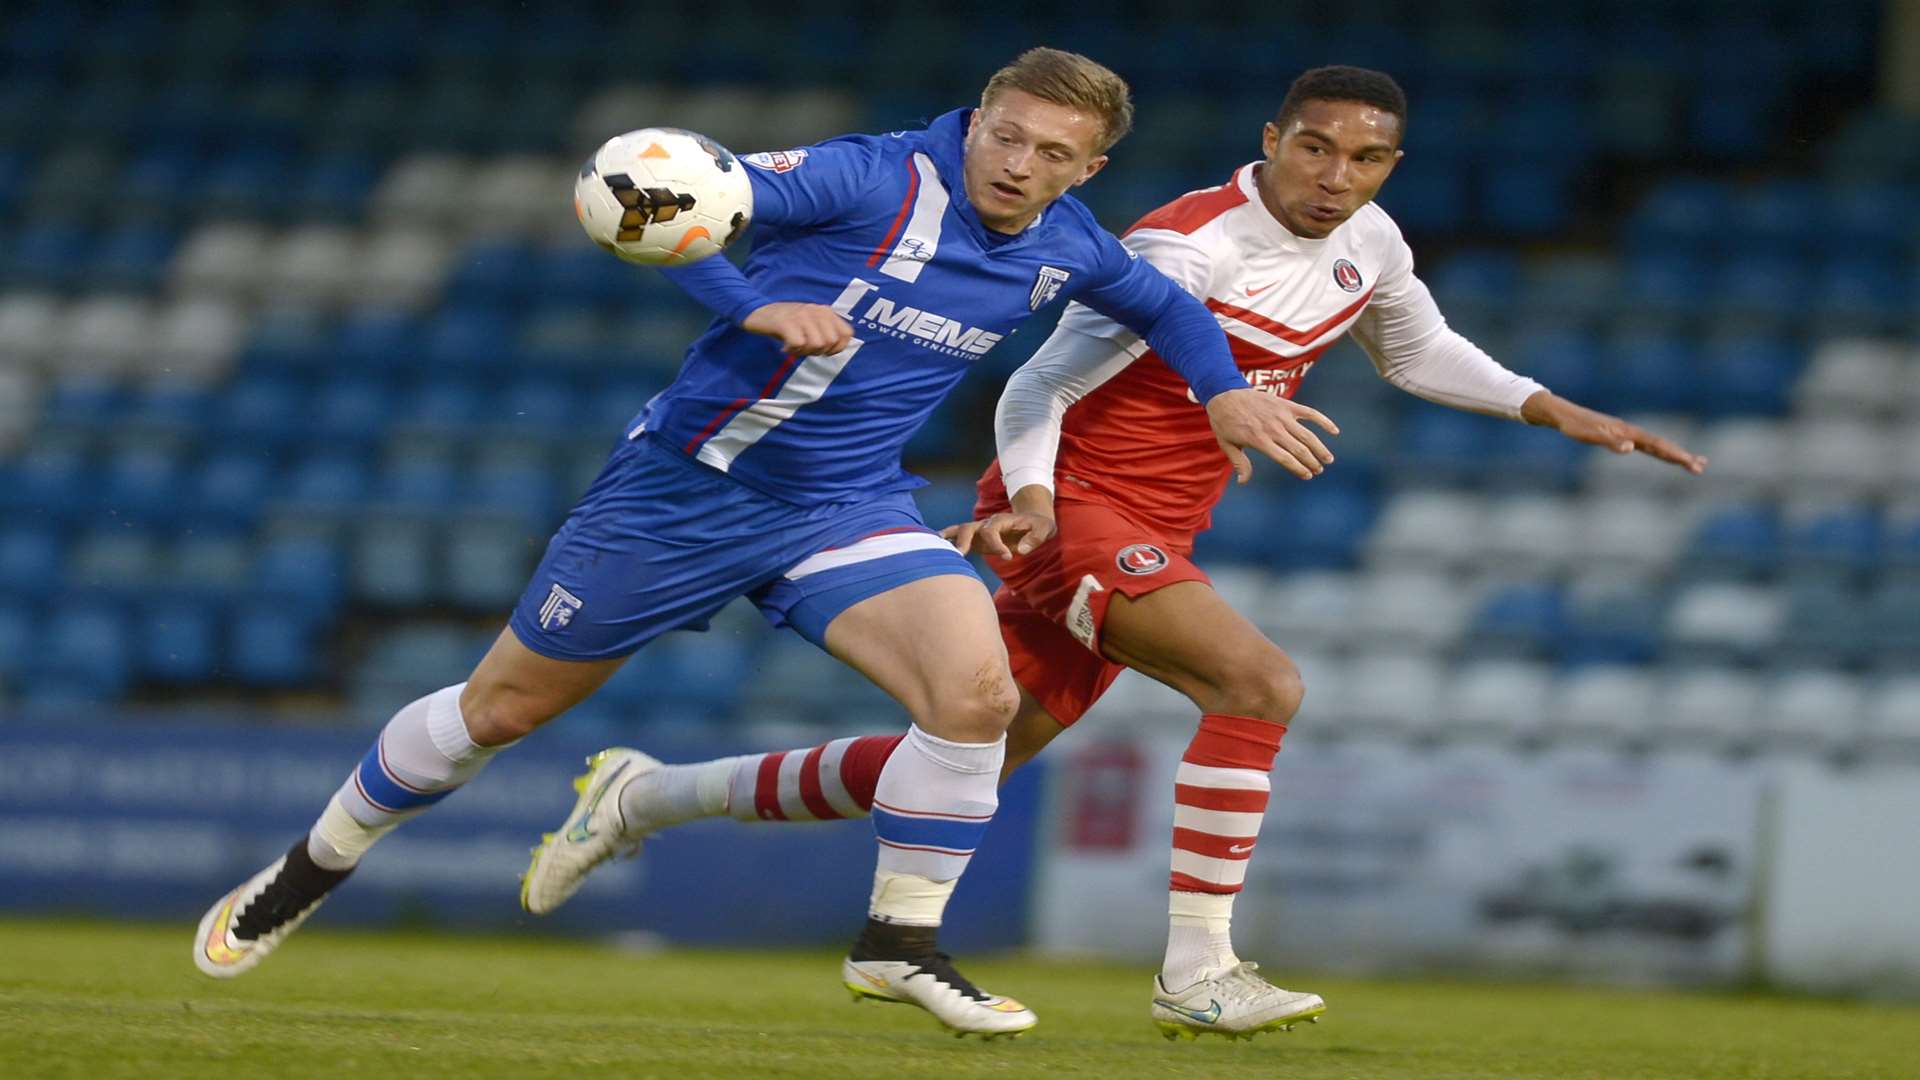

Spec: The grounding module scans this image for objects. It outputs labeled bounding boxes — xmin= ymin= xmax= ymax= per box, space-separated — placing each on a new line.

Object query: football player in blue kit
xmin=192 ymin=47 xmax=1338 ymax=1037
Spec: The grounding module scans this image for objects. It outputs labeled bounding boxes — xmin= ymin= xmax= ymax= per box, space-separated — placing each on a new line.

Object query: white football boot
xmin=520 ymin=747 xmax=660 ymax=915
xmin=1150 ymin=962 xmax=1326 ymax=1041
xmin=193 ymin=841 xmax=350 ymax=978
xmin=844 ymin=953 xmax=1038 ymax=1039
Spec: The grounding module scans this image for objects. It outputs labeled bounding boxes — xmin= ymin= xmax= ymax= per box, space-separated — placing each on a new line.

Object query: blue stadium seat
xmin=1484 ymin=421 xmax=1585 ymax=492
xmin=1684 ymin=505 xmax=1781 ymax=580
xmin=425 ymin=306 xmax=518 ymax=374
xmin=1784 ymin=582 xmax=1871 ymax=667
xmin=1700 ymin=335 xmax=1801 ymax=417
xmin=0 ymin=601 xmax=29 ymax=683
xmin=0 ymin=445 xmax=93 ymax=524
xmin=442 ymin=512 xmax=538 ymax=609
xmin=100 ymin=448 xmax=185 ymax=526
xmin=6 ymin=222 xmax=92 ymax=288
xmin=1510 ymin=329 xmax=1601 ymax=410
xmin=139 ymin=599 xmax=221 ymax=683
xmin=449 ymin=239 xmax=540 ymax=307
xmin=124 ymin=148 xmax=201 ymax=217
xmin=68 ymin=528 xmax=163 ymax=594
xmin=352 ymin=515 xmax=437 ymax=606
xmin=495 ymin=377 xmax=577 ymax=432
xmin=282 ymin=453 xmax=373 ymax=508
xmin=216 ymin=376 xmax=306 ymax=447
xmin=312 ymin=378 xmax=393 ymax=444
xmin=1618 ymin=251 xmax=1712 ymax=318
xmin=376 ymin=453 xmax=461 ymax=508
xmin=39 ymin=379 xmax=125 ymax=430
xmin=44 ymin=602 xmax=134 ymax=697
xmin=171 ymin=532 xmax=254 ymax=602
xmin=1194 ymin=488 xmax=1284 ymax=563
xmin=1607 ymin=333 xmax=1701 ymax=414
xmin=1467 ymin=583 xmax=1566 ymax=659
xmin=1286 ymin=480 xmax=1379 ymax=570
xmin=397 ymin=378 xmax=488 ymax=433
xmin=0 ymin=526 xmax=63 ymax=599
xmin=532 ymin=246 xmax=636 ymax=311
xmin=1866 ymin=584 xmax=1920 ymax=669
xmin=1625 ymin=179 xmax=1731 ymax=259
xmin=1559 ymin=589 xmax=1664 ymax=667
xmin=1376 ymin=158 xmax=1467 ymax=236
xmin=253 ymin=536 xmax=345 ymax=615
xmin=1812 ymin=255 xmax=1912 ymax=328
xmin=292 ymin=155 xmax=379 ymax=221
xmin=334 ymin=309 xmax=422 ymax=374
xmin=198 ymin=148 xmax=294 ymax=217
xmin=125 ymin=383 xmax=214 ymax=439
xmin=1395 ymin=406 xmax=1500 ymax=487
xmin=1689 ymin=90 xmax=1769 ymax=160
xmin=465 ymin=461 xmax=558 ymax=525
xmin=1785 ymin=507 xmax=1882 ymax=578
xmin=1428 ymin=251 xmax=1521 ymax=313
xmin=226 ymin=605 xmax=320 ymax=686
xmin=192 ymin=453 xmax=278 ymax=528
xmin=1728 ymin=181 xmax=1820 ymax=259
xmin=94 ymin=225 xmax=177 ymax=290
xmin=242 ymin=308 xmax=335 ymax=375
xmin=1711 ymin=256 xmax=1808 ymax=317
xmin=1480 ymin=165 xmax=1574 ymax=236
xmin=1830 ymin=185 xmax=1917 ymax=261
xmin=0 ymin=149 xmax=30 ymax=217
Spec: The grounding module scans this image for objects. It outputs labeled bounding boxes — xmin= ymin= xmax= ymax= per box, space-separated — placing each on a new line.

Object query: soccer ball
xmin=574 ymin=128 xmax=753 ymax=266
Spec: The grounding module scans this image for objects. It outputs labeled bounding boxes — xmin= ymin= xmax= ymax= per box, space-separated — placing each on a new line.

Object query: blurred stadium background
xmin=2 ymin=0 xmax=1918 ymax=999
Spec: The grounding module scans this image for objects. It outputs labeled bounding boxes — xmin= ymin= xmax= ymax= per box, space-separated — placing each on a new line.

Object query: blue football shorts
xmin=507 ymin=432 xmax=981 ymax=660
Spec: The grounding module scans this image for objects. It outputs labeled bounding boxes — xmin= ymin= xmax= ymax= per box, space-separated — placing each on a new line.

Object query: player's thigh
xmin=1099 ymin=580 xmax=1301 ymax=719
xmin=461 ymin=627 xmax=627 ymax=746
xmin=821 ymin=572 xmax=1018 ymax=742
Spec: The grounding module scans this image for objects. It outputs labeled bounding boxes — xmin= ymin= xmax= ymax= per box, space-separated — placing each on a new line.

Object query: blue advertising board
xmin=0 ymin=717 xmax=1043 ymax=953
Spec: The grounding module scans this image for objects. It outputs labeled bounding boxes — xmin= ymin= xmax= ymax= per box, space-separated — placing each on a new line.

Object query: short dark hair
xmin=1273 ymin=66 xmax=1408 ymax=141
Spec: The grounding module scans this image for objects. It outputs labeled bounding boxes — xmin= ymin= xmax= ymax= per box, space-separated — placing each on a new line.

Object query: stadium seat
xmin=139 ymin=598 xmax=222 ymax=684
xmin=98 ymin=448 xmax=184 ymax=526
xmin=1350 ymin=571 xmax=1474 ymax=654
xmin=0 ymin=526 xmax=63 ymax=599
xmin=1479 ymin=495 xmax=1577 ymax=577
xmin=0 ymin=601 xmax=29 ymax=684
xmin=1655 ymin=667 xmax=1764 ymax=750
xmin=1783 ymin=503 xmax=1883 ymax=579
xmin=1797 ymin=338 xmax=1907 ymax=419
xmin=171 ymin=222 xmax=273 ymax=297
xmin=442 ymin=511 xmax=539 ymax=609
xmin=226 ymin=605 xmax=320 ymax=687
xmin=351 ymin=514 xmax=438 ymax=607
xmin=170 ymin=533 xmax=254 ymax=602
xmin=1864 ymin=583 xmax=1920 ymax=669
xmin=1700 ymin=336 xmax=1801 ymax=418
xmin=1560 ymin=575 xmax=1666 ymax=666
xmin=253 ymin=536 xmax=345 ymax=616
xmin=1467 ymin=583 xmax=1566 ymax=660
xmin=1443 ymin=659 xmax=1555 ymax=740
xmin=1664 ymin=582 xmax=1786 ymax=665
xmin=192 ymin=453 xmax=278 ymax=529
xmin=44 ymin=602 xmax=134 ymax=697
xmin=1758 ymin=670 xmax=1869 ymax=754
xmin=151 ymin=298 xmax=246 ymax=385
xmin=60 ymin=295 xmax=153 ymax=379
xmin=1681 ymin=505 xmax=1780 ymax=580
xmin=1365 ymin=491 xmax=1487 ymax=572
xmin=0 ymin=292 xmax=61 ymax=366
xmin=1255 ymin=570 xmax=1358 ymax=653
xmin=352 ymin=229 xmax=453 ymax=311
xmin=1339 ymin=652 xmax=1447 ymax=737
xmin=1782 ymin=581 xmax=1872 ymax=668
xmin=1284 ymin=480 xmax=1378 ymax=570
xmin=1552 ymin=665 xmax=1660 ymax=744
xmin=1863 ymin=676 xmax=1920 ymax=744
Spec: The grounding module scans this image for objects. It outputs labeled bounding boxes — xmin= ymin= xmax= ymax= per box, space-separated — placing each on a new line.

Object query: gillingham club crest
xmin=1115 ymin=543 xmax=1169 ymax=575
xmin=1332 ymin=258 xmax=1364 ymax=292
xmin=1030 ymin=265 xmax=1072 ymax=310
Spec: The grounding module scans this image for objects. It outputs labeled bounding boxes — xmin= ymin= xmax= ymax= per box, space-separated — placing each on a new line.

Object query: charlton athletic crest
xmin=1332 ymin=258 xmax=1363 ymax=292
xmin=1115 ymin=543 xmax=1169 ymax=576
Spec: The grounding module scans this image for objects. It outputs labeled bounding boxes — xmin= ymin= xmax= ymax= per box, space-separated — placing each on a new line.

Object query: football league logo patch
xmin=743 ymin=149 xmax=809 ymax=173
xmin=1115 ymin=544 xmax=1169 ymax=576
xmin=1332 ymin=258 xmax=1363 ymax=292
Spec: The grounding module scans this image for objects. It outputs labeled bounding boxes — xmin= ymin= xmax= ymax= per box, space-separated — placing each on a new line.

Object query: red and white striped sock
xmin=620 ymin=734 xmax=902 ymax=830
xmin=1163 ymin=712 xmax=1286 ymax=991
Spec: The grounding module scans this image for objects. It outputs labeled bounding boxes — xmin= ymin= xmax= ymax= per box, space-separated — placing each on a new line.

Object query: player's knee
xmin=923 ymin=662 xmax=1020 ymax=744
xmin=459 ymin=680 xmax=560 ymax=746
xmin=1212 ymin=654 xmax=1304 ymax=726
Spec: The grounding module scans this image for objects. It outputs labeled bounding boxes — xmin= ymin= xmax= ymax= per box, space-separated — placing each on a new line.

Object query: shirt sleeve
xmin=995 ymin=325 xmax=1139 ymax=496
xmin=1348 ymin=219 xmax=1545 ymax=418
xmin=659 ymin=136 xmax=889 ymax=325
xmin=1068 ymin=228 xmax=1244 ymax=403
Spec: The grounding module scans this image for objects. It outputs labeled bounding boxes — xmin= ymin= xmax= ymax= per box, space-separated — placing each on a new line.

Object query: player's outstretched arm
xmin=1520 ymin=391 xmax=1708 ymax=474
xmin=1205 ymin=389 xmax=1340 ymax=483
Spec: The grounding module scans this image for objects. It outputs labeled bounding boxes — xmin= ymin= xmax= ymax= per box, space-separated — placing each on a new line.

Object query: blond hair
xmin=980 ymin=47 xmax=1134 ymax=152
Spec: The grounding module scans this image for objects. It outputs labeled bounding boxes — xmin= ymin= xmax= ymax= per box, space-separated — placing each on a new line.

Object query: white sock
xmin=307 ymin=683 xmax=499 ymax=871
xmin=616 ymin=756 xmax=743 ymax=831
xmin=868 ymin=725 xmax=1003 ymax=925
xmin=1161 ymin=891 xmax=1241 ymax=991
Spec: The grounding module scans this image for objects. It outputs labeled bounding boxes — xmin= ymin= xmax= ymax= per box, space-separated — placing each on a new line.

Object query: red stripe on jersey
xmin=753 ymin=752 xmax=788 ymax=821
xmin=1125 ymin=169 xmax=1250 ymax=237
xmin=1207 ymin=287 xmax=1375 ymax=346
xmin=1172 ymin=827 xmax=1258 ymax=859
xmin=1171 ymin=871 xmax=1242 ymax=895
xmin=1174 ymin=784 xmax=1270 ymax=814
xmin=683 ymin=351 xmax=803 ymax=454
xmin=796 ymin=744 xmax=841 ymax=821
xmin=866 ymin=157 xmax=922 ymax=267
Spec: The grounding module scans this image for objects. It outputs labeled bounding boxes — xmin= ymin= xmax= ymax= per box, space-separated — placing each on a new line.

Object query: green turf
xmin=2 ymin=920 xmax=1915 ymax=1080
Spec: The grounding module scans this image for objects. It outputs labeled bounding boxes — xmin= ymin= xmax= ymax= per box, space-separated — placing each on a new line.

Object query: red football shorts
xmin=983 ymin=497 xmax=1209 ymax=727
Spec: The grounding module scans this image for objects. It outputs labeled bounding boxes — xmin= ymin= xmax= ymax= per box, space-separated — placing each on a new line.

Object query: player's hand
xmin=740 ymin=302 xmax=854 ymax=356
xmin=1521 ymin=391 xmax=1707 ymax=474
xmin=1204 ymin=388 xmax=1340 ymax=483
xmin=942 ymin=512 xmax=1057 ymax=559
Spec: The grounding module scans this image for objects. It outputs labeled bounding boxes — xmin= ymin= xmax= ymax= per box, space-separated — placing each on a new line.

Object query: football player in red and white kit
xmin=569 ymin=66 xmax=1706 ymax=1040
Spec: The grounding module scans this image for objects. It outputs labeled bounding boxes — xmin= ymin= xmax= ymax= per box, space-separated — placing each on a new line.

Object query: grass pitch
xmin=2 ymin=920 xmax=1915 ymax=1080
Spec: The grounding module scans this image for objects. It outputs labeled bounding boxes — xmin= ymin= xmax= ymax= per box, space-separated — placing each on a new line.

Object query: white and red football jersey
xmin=988 ymin=161 xmax=1540 ymax=542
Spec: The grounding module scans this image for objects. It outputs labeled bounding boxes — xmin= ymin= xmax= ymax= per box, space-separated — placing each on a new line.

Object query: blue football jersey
xmin=641 ymin=108 xmax=1241 ymax=504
